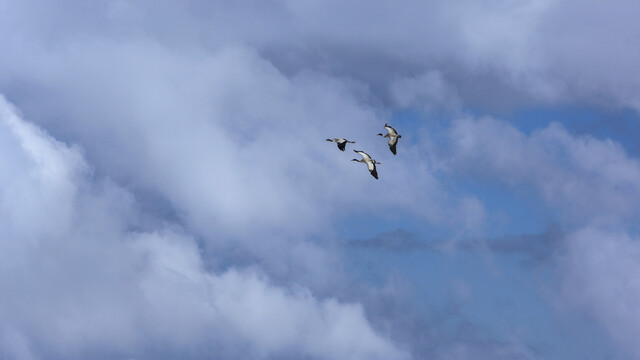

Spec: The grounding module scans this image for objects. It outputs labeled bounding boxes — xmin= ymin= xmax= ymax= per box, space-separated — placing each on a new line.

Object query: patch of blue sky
xmin=505 ymin=105 xmax=640 ymax=156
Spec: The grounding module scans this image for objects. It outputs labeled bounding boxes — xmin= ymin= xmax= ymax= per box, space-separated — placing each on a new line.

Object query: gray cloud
xmin=2 ymin=0 xmax=640 ymax=112
xmin=347 ymin=224 xmax=563 ymax=266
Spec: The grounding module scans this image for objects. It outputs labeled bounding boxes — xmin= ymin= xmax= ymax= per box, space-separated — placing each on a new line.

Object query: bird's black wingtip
xmin=390 ymin=144 xmax=397 ymax=155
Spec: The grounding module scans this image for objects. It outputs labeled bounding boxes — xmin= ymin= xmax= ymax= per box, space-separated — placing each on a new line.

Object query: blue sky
xmin=1 ymin=1 xmax=640 ymax=359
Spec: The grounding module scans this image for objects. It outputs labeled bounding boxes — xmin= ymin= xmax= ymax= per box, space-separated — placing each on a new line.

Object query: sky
xmin=1 ymin=1 xmax=639 ymax=359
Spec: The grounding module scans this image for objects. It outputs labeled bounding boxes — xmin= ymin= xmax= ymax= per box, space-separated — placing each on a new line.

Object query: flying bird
xmin=325 ymin=138 xmax=355 ymax=151
xmin=377 ymin=123 xmax=402 ymax=155
xmin=351 ymin=150 xmax=380 ymax=179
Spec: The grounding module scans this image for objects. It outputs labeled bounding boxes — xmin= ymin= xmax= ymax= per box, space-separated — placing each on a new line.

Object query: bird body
xmin=351 ymin=150 xmax=380 ymax=179
xmin=377 ymin=123 xmax=401 ymax=155
xmin=326 ymin=138 xmax=355 ymax=151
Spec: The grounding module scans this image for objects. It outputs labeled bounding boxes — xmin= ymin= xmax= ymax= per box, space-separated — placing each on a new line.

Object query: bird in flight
xmin=325 ymin=138 xmax=356 ymax=151
xmin=351 ymin=150 xmax=380 ymax=179
xmin=377 ymin=123 xmax=402 ymax=155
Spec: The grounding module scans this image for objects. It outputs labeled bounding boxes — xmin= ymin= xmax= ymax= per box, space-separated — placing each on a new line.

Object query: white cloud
xmin=558 ymin=228 xmax=640 ymax=357
xmin=0 ymin=96 xmax=410 ymax=360
xmin=449 ymin=117 xmax=640 ymax=226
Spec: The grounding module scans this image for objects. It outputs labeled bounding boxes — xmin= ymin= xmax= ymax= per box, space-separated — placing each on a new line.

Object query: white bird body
xmin=351 ymin=150 xmax=380 ymax=179
xmin=326 ymin=138 xmax=355 ymax=151
xmin=377 ymin=123 xmax=401 ymax=155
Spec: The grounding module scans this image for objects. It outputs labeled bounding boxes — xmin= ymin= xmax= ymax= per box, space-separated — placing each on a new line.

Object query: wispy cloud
xmin=346 ymin=225 xmax=562 ymax=265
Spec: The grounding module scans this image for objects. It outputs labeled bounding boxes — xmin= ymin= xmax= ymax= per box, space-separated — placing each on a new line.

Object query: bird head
xmin=377 ymin=133 xmax=384 ymax=136
xmin=325 ymin=138 xmax=332 ymax=141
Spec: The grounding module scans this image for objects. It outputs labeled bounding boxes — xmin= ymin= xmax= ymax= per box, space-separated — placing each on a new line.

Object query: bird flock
xmin=326 ymin=123 xmax=401 ymax=179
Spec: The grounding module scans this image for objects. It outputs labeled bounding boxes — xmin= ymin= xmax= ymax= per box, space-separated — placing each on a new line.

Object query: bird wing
xmin=337 ymin=141 xmax=346 ymax=151
xmin=388 ymin=136 xmax=398 ymax=155
xmin=369 ymin=164 xmax=378 ymax=179
xmin=366 ymin=159 xmax=376 ymax=172
xmin=355 ymin=150 xmax=373 ymax=162
xmin=385 ymin=125 xmax=398 ymax=136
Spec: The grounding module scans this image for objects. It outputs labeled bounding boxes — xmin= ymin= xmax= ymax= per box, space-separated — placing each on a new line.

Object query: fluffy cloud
xmin=2 ymin=0 xmax=640 ymax=111
xmin=557 ymin=228 xmax=640 ymax=357
xmin=0 ymin=97 xmax=410 ymax=360
xmin=449 ymin=117 xmax=640 ymax=226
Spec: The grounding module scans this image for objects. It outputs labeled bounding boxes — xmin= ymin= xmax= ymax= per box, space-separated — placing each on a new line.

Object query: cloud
xmin=1 ymin=1 xmax=640 ymax=358
xmin=557 ymin=228 xmax=640 ymax=358
xmin=449 ymin=117 xmax=640 ymax=226
xmin=444 ymin=114 xmax=640 ymax=357
xmin=3 ymin=0 xmax=640 ymax=111
xmin=391 ymin=71 xmax=461 ymax=112
xmin=0 ymin=97 xmax=410 ymax=360
xmin=347 ymin=224 xmax=562 ymax=266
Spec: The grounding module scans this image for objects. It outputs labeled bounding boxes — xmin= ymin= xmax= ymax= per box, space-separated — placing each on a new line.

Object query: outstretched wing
xmin=385 ymin=125 xmax=398 ymax=137
xmin=354 ymin=150 xmax=372 ymax=162
xmin=388 ymin=136 xmax=398 ymax=155
xmin=369 ymin=163 xmax=378 ymax=179
xmin=337 ymin=141 xmax=346 ymax=151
